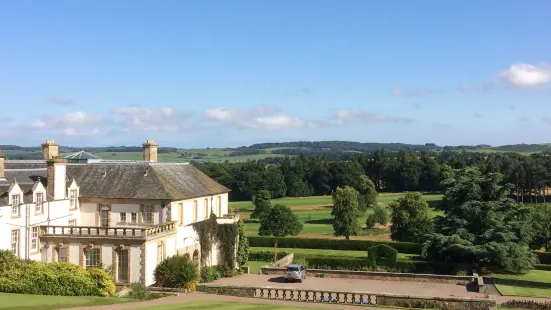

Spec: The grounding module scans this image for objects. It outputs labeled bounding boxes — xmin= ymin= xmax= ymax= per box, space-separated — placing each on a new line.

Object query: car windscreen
xmin=287 ymin=267 xmax=299 ymax=272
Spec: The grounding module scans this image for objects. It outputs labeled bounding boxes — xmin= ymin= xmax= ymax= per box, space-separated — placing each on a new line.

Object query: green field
xmin=0 ymin=293 xmax=130 ymax=310
xmin=246 ymin=260 xmax=272 ymax=274
xmin=239 ymin=194 xmax=443 ymax=239
xmin=494 ymin=284 xmax=551 ymax=299
xmin=492 ymin=270 xmax=551 ymax=284
xmin=137 ymin=300 xmax=324 ymax=310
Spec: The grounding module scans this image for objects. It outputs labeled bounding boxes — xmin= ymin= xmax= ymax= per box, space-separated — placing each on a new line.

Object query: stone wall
xmin=260 ymin=267 xmax=473 ymax=285
xmin=270 ymin=253 xmax=294 ymax=268
xmin=197 ymin=284 xmax=496 ymax=310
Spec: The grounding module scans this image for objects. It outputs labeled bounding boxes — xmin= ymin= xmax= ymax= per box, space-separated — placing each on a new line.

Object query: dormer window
xmin=69 ymin=190 xmax=77 ymax=209
xmin=11 ymin=195 xmax=20 ymax=217
xmin=35 ymin=192 xmax=43 ymax=214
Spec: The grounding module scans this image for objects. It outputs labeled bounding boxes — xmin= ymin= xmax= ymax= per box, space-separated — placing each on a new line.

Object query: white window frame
xmin=131 ymin=212 xmax=137 ymax=223
xmin=193 ymin=200 xmax=198 ymax=222
xmin=69 ymin=190 xmax=77 ymax=209
xmin=11 ymin=195 xmax=20 ymax=216
xmin=31 ymin=227 xmax=39 ymax=251
xmin=144 ymin=205 xmax=154 ymax=223
xmin=35 ymin=192 xmax=43 ymax=214
xmin=120 ymin=212 xmax=127 ymax=222
xmin=85 ymin=248 xmax=100 ymax=269
xmin=157 ymin=242 xmax=164 ymax=263
xmin=68 ymin=219 xmax=76 ymax=226
xmin=204 ymin=199 xmax=209 ymax=219
xmin=11 ymin=230 xmax=19 ymax=256
xmin=57 ymin=247 xmax=68 ymax=263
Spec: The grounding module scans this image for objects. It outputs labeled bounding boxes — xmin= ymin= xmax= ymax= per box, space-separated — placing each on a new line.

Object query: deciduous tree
xmin=389 ymin=192 xmax=433 ymax=243
xmin=331 ymin=186 xmax=362 ymax=239
xmin=258 ymin=204 xmax=303 ymax=237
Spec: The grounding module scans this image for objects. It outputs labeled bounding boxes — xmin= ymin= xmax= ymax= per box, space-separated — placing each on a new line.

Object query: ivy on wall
xmin=192 ymin=214 xmax=249 ymax=269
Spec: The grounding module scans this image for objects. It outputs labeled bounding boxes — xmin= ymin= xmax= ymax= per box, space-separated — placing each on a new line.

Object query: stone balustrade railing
xmin=40 ymin=221 xmax=177 ymax=240
xmin=197 ymin=285 xmax=497 ymax=310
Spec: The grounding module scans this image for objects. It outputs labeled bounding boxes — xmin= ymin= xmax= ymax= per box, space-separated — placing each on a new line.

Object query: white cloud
xmin=329 ymin=110 xmax=413 ymax=125
xmin=30 ymin=111 xmax=104 ymax=137
xmin=48 ymin=97 xmax=74 ymax=106
xmin=393 ymin=87 xmax=436 ymax=97
xmin=204 ymin=105 xmax=312 ymax=130
xmin=114 ymin=105 xmax=189 ymax=132
xmin=499 ymin=63 xmax=551 ymax=88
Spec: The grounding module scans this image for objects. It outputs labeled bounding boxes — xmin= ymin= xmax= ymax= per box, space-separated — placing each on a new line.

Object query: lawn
xmin=0 ymin=293 xmax=131 ymax=310
xmin=494 ymin=284 xmax=551 ymax=299
xmin=137 ymin=300 xmax=323 ymax=309
xmin=240 ymin=193 xmax=443 ymax=238
xmin=246 ymin=260 xmax=272 ymax=274
xmin=492 ymin=270 xmax=551 ymax=284
xmin=250 ymin=247 xmax=419 ymax=261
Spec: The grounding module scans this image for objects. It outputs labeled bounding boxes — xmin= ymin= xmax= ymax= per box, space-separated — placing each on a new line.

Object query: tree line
xmin=195 ymin=150 xmax=551 ymax=202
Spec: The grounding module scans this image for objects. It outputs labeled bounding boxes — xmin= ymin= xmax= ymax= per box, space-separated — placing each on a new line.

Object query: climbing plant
xmin=192 ymin=213 xmax=245 ymax=269
xmin=192 ymin=213 xmax=218 ymax=266
xmin=216 ymin=223 xmax=238 ymax=269
xmin=236 ymin=219 xmax=250 ymax=266
xmin=367 ymin=244 xmax=397 ymax=267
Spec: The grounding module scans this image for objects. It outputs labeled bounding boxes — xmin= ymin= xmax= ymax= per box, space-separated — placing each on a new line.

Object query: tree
xmin=331 ymin=186 xmax=362 ymax=239
xmin=357 ymin=174 xmax=377 ymax=211
xmin=389 ymin=192 xmax=433 ymax=243
xmin=250 ymin=190 xmax=272 ymax=220
xmin=366 ymin=205 xmax=389 ymax=229
xmin=423 ymin=167 xmax=538 ymax=273
xmin=258 ymin=204 xmax=303 ymax=237
xmin=530 ymin=205 xmax=551 ymax=251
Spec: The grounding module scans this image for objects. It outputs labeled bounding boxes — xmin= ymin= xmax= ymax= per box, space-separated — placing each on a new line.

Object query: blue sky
xmin=1 ymin=0 xmax=550 ymax=148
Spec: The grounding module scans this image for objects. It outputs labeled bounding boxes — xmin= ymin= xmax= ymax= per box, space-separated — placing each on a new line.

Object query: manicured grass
xmin=246 ymin=260 xmax=272 ymax=274
xmin=136 ymin=300 xmax=323 ymax=309
xmin=495 ymin=284 xmax=551 ymax=298
xmin=241 ymin=193 xmax=443 ymax=238
xmin=492 ymin=270 xmax=551 ymax=284
xmin=250 ymin=247 xmax=420 ymax=261
xmin=0 ymin=293 xmax=131 ymax=310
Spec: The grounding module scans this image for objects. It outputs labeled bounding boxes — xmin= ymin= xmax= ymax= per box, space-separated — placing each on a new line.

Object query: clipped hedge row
xmin=0 ymin=250 xmax=114 ymax=296
xmin=534 ymin=264 xmax=551 ymax=271
xmin=248 ymin=249 xmax=470 ymax=275
xmin=248 ymin=236 xmax=422 ymax=254
xmin=534 ymin=251 xmax=551 ymax=265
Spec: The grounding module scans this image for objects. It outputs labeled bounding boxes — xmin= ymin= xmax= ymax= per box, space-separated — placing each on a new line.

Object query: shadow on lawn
xmin=304 ymin=218 xmax=334 ymax=225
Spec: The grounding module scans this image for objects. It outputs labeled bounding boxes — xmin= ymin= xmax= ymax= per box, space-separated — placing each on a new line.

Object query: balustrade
xmin=40 ymin=221 xmax=177 ymax=239
xmin=253 ymin=288 xmax=374 ymax=305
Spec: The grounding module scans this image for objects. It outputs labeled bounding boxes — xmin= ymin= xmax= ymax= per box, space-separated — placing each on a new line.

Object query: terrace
xmin=39 ymin=221 xmax=177 ymax=240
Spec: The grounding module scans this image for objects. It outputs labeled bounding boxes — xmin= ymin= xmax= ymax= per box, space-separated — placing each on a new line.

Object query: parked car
xmin=284 ymin=264 xmax=306 ymax=282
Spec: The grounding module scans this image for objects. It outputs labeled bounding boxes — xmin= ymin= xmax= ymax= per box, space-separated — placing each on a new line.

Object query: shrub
xmin=367 ymin=244 xmax=398 ymax=267
xmin=213 ymin=264 xmax=235 ymax=278
xmin=129 ymin=283 xmax=149 ymax=300
xmin=248 ymin=236 xmax=422 ymax=254
xmin=153 ymin=254 xmax=198 ymax=288
xmin=365 ymin=215 xmax=378 ymax=229
xmin=0 ymin=250 xmax=114 ymax=296
xmin=501 ymin=299 xmax=551 ymax=310
xmin=201 ymin=267 xmax=221 ymax=283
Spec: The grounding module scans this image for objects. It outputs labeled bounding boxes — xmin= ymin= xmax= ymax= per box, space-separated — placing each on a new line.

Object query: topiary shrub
xmin=367 ymin=244 xmax=398 ymax=267
xmin=153 ymin=254 xmax=198 ymax=288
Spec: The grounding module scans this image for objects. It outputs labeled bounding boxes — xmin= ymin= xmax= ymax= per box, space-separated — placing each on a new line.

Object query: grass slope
xmin=492 ymin=270 xmax=551 ymax=284
xmin=0 ymin=293 xmax=130 ymax=310
xmin=137 ymin=300 xmax=324 ymax=309
xmin=250 ymin=247 xmax=419 ymax=261
xmin=494 ymin=285 xmax=551 ymax=299
xmin=238 ymin=194 xmax=443 ymax=238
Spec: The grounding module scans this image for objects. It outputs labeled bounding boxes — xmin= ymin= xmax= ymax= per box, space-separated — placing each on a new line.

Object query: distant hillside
xmin=0 ymin=141 xmax=549 ymax=162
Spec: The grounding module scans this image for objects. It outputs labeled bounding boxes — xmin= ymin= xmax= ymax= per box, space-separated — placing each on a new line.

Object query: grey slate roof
xmin=66 ymin=162 xmax=229 ymax=200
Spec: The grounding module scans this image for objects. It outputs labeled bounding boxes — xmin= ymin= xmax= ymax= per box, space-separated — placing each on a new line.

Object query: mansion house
xmin=0 ymin=140 xmax=236 ymax=286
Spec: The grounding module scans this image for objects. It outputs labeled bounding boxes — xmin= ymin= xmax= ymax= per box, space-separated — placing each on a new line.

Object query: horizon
xmin=1 ymin=0 xmax=550 ymax=148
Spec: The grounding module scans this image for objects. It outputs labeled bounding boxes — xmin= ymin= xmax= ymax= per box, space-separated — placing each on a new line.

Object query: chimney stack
xmin=46 ymin=156 xmax=67 ymax=200
xmin=142 ymin=140 xmax=158 ymax=162
xmin=0 ymin=153 xmax=5 ymax=179
xmin=42 ymin=140 xmax=59 ymax=160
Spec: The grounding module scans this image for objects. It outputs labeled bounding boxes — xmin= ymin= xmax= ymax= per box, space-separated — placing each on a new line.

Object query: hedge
xmin=534 ymin=252 xmax=551 ymax=265
xmin=248 ymin=236 xmax=422 ymax=254
xmin=248 ymin=249 xmax=470 ymax=275
xmin=0 ymin=250 xmax=115 ymax=296
xmin=534 ymin=264 xmax=551 ymax=271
